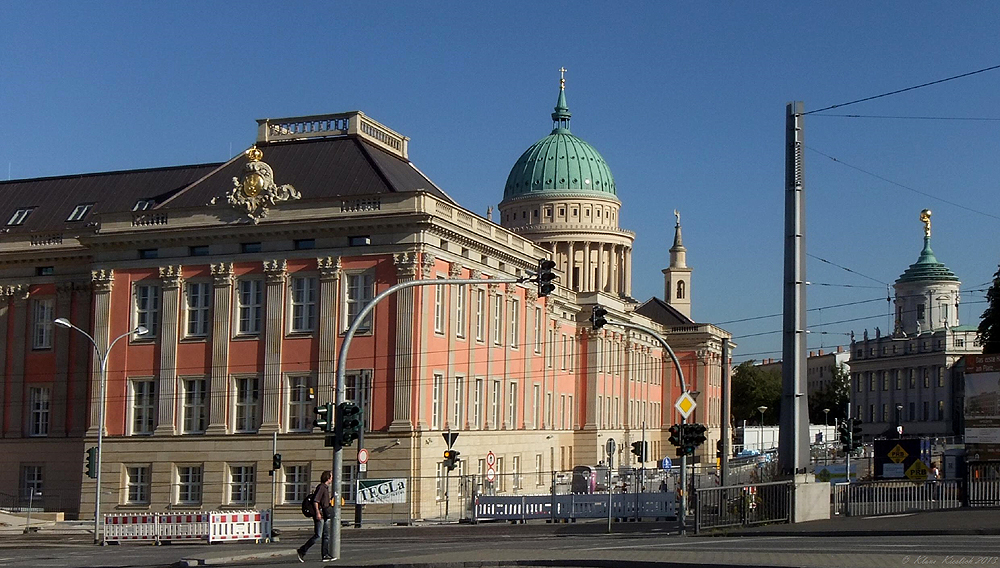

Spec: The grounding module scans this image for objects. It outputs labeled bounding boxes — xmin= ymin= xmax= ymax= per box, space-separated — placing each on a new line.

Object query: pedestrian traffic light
xmin=85 ymin=447 xmax=97 ymax=479
xmin=590 ymin=305 xmax=608 ymax=330
xmin=851 ymin=419 xmax=863 ymax=453
xmin=682 ymin=423 xmax=707 ymax=457
xmin=536 ymin=259 xmax=557 ymax=297
xmin=838 ymin=420 xmax=852 ymax=453
xmin=668 ymin=424 xmax=683 ymax=447
xmin=630 ymin=441 xmax=648 ymax=462
xmin=337 ymin=401 xmax=363 ymax=447
xmin=313 ymin=402 xmax=333 ymax=432
xmin=716 ymin=439 xmax=724 ymax=459
xmin=272 ymin=453 xmax=282 ymax=471
xmin=443 ymin=449 xmax=460 ymax=471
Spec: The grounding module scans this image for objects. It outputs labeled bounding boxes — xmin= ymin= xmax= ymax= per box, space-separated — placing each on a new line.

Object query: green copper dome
xmin=502 ymin=85 xmax=617 ymax=202
xmin=896 ymin=236 xmax=959 ymax=283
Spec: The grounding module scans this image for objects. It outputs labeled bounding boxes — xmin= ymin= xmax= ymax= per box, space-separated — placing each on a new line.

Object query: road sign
xmin=906 ymin=459 xmax=929 ymax=481
xmin=358 ymin=448 xmax=369 ymax=464
xmin=661 ymin=457 xmax=672 ymax=470
xmin=443 ymin=432 xmax=459 ymax=448
xmin=486 ymin=468 xmax=496 ymax=483
xmin=674 ymin=392 xmax=697 ymax=419
xmin=359 ymin=463 xmax=367 ymax=472
xmin=605 ymin=438 xmax=616 ymax=457
xmin=486 ymin=451 xmax=496 ymax=467
xmin=888 ymin=444 xmax=909 ymax=463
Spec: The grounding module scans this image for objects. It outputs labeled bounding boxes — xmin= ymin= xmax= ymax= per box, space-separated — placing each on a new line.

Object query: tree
xmin=978 ymin=265 xmax=1000 ymax=354
xmin=731 ymin=361 xmax=782 ymax=426
xmin=808 ymin=363 xmax=850 ymax=424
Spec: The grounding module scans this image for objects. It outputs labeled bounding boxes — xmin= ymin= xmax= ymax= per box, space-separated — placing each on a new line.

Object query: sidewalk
xmin=709 ymin=507 xmax=1000 ymax=537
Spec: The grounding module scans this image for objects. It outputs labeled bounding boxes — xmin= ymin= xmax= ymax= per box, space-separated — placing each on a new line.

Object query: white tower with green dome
xmin=498 ymin=70 xmax=635 ymax=297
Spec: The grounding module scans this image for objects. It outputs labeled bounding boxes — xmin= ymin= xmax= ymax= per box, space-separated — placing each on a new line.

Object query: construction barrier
xmin=103 ymin=509 xmax=270 ymax=544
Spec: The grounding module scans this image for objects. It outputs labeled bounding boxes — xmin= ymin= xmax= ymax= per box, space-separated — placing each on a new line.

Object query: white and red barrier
xmin=103 ymin=509 xmax=270 ymax=544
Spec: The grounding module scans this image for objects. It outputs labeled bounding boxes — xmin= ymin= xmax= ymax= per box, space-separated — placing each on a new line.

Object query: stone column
xmin=624 ymin=247 xmax=632 ymax=298
xmin=583 ymin=242 xmax=592 ymax=292
xmin=69 ymin=281 xmax=92 ymax=436
xmin=206 ymin=263 xmax=234 ymax=434
xmin=87 ymin=271 xmax=113 ymax=437
xmin=260 ymin=259 xmax=287 ymax=433
xmin=567 ymin=242 xmax=576 ymax=290
xmin=597 ymin=243 xmax=606 ymax=292
xmin=0 ymin=287 xmax=11 ymax=436
xmin=154 ymin=266 xmax=182 ymax=436
xmin=51 ymin=282 xmax=74 ymax=436
xmin=317 ymin=257 xmax=342 ymax=407
xmin=390 ymin=252 xmax=418 ymax=431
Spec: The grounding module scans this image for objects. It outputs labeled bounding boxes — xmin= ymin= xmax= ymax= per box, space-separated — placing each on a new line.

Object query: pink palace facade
xmin=0 ymin=88 xmax=731 ymax=521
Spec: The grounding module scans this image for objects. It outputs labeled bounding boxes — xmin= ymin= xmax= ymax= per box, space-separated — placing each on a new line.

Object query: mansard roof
xmin=0 ymin=112 xmax=454 ymax=236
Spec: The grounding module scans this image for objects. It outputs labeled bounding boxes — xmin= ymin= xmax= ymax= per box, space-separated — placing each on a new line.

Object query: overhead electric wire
xmin=811 ymin=114 xmax=1000 ymax=122
xmin=807 ymin=146 xmax=1000 ymax=222
xmin=803 ymin=63 xmax=1000 ymax=115
xmin=807 ymin=253 xmax=889 ymax=285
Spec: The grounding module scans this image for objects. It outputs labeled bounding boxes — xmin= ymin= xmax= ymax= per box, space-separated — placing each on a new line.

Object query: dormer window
xmin=7 ymin=208 xmax=34 ymax=226
xmin=133 ymin=199 xmax=155 ymax=211
xmin=67 ymin=204 xmax=93 ymax=222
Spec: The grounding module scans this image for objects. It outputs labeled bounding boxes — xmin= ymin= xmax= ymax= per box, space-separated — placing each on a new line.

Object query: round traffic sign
xmin=486 ymin=451 xmax=496 ymax=467
xmin=357 ymin=448 xmax=369 ymax=465
xmin=486 ymin=467 xmax=496 ymax=483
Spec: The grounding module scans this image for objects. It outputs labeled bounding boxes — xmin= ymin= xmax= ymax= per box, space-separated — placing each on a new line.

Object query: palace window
xmin=31 ymin=299 xmax=54 ymax=350
xmin=344 ymin=272 xmax=374 ymax=333
xmin=290 ymin=276 xmax=317 ymax=332
xmin=185 ymin=282 xmax=211 ymax=338
xmin=134 ymin=283 xmax=161 ymax=337
xmin=287 ymin=376 xmax=311 ymax=432
xmin=284 ymin=465 xmax=310 ymax=504
xmin=126 ymin=466 xmax=151 ymax=504
xmin=176 ymin=465 xmax=203 ymax=505
xmin=234 ymin=377 xmax=260 ymax=433
xmin=130 ymin=380 xmax=156 ymax=435
xmin=28 ymin=387 xmax=50 ymax=437
xmin=236 ymin=279 xmax=263 ymax=335
xmin=229 ymin=465 xmax=255 ymax=505
xmin=182 ymin=379 xmax=207 ymax=434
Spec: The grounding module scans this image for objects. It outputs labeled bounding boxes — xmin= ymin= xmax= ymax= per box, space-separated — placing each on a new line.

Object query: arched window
xmin=676 ymin=280 xmax=686 ymax=300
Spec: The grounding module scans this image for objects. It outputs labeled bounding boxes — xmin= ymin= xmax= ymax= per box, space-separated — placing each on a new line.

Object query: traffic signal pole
xmin=604 ymin=319 xmax=688 ymax=535
xmin=332 ymin=274 xmax=528 ymax=560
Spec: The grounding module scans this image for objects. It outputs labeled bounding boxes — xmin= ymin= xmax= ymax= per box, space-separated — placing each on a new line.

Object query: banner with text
xmin=356 ymin=478 xmax=407 ymax=504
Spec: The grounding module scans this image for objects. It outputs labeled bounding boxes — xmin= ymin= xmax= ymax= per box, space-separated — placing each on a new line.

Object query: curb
xmin=176 ymin=549 xmax=295 ymax=567
xmin=698 ymin=528 xmax=1000 ymax=538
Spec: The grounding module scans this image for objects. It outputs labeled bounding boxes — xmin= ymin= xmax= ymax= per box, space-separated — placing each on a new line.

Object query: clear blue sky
xmin=4 ymin=2 xmax=1000 ymax=363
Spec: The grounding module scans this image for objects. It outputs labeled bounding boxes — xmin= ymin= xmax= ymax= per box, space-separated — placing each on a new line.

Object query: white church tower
xmin=662 ymin=210 xmax=692 ymax=319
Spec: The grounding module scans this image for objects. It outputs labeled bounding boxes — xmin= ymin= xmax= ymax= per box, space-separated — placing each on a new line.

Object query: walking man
xmin=297 ymin=470 xmax=334 ymax=562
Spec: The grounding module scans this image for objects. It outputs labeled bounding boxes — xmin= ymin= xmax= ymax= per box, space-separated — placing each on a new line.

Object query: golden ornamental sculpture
xmin=210 ymin=146 xmax=301 ymax=223
xmin=920 ymin=209 xmax=932 ymax=237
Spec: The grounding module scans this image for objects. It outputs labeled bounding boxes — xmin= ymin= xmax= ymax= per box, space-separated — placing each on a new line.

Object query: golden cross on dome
xmin=559 ymin=67 xmax=567 ymax=89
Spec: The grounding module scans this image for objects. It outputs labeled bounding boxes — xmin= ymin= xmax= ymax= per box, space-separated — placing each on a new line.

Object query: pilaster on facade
xmin=0 ymin=287 xmax=13 ymax=437
xmin=414 ymin=251 xmax=435 ymax=431
xmin=317 ymin=256 xmax=342 ymax=408
xmin=261 ymin=259 xmax=287 ymax=433
xmin=69 ymin=281 xmax=92 ymax=436
xmin=51 ymin=282 xmax=75 ymax=437
xmin=581 ymin=327 xmax=600 ymax=430
xmin=87 ymin=270 xmax=114 ymax=437
xmin=207 ymin=263 xmax=234 ymax=434
xmin=154 ymin=265 xmax=182 ymax=436
xmin=390 ymin=251 xmax=418 ymax=432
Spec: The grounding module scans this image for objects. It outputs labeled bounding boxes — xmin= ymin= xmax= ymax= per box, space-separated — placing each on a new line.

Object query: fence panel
xmin=474 ymin=492 xmax=675 ymax=522
xmin=969 ymin=463 xmax=1000 ymax=507
xmin=694 ymin=481 xmax=793 ymax=534
xmin=840 ymin=480 xmax=960 ymax=516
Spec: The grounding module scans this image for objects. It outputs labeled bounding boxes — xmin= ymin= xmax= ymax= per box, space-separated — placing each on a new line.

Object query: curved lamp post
xmin=54 ymin=317 xmax=147 ymax=544
xmin=757 ymin=406 xmax=768 ymax=452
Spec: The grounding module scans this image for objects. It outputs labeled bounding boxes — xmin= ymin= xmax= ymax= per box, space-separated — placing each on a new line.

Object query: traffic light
xmin=272 ymin=453 xmax=282 ymax=471
xmin=536 ymin=259 xmax=557 ymax=297
xmin=630 ymin=441 xmax=648 ymax=462
xmin=337 ymin=401 xmax=362 ymax=447
xmin=716 ymin=439 xmax=724 ymax=459
xmin=85 ymin=447 xmax=97 ymax=479
xmin=851 ymin=419 xmax=863 ymax=453
xmin=590 ymin=305 xmax=608 ymax=330
xmin=313 ymin=402 xmax=333 ymax=432
xmin=683 ymin=423 xmax=707 ymax=457
xmin=668 ymin=424 xmax=683 ymax=447
xmin=443 ymin=449 xmax=461 ymax=471
xmin=839 ymin=420 xmax=852 ymax=453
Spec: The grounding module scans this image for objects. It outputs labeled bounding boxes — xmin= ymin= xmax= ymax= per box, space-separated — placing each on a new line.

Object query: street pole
xmin=54 ymin=318 xmax=146 ymax=545
xmin=332 ymin=274 xmax=526 ymax=560
xmin=845 ymin=403 xmax=852 ymax=516
xmin=271 ymin=430 xmax=277 ymax=539
xmin=720 ymin=338 xmax=731 ymax=486
xmin=605 ymin=321 xmax=687 ymax=535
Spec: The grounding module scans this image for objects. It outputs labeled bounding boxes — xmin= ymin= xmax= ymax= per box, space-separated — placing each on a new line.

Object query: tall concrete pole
xmin=720 ymin=338 xmax=731 ymax=485
xmin=781 ymin=102 xmax=810 ymax=475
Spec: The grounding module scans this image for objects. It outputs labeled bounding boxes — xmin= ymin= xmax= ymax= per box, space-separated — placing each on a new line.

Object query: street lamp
xmin=895 ymin=403 xmax=904 ymax=438
xmin=823 ymin=408 xmax=830 ymax=426
xmin=757 ymin=406 xmax=768 ymax=452
xmin=54 ymin=317 xmax=147 ymax=544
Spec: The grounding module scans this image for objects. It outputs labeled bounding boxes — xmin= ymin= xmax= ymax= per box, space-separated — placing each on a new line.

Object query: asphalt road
xmin=3 ymin=528 xmax=1000 ymax=568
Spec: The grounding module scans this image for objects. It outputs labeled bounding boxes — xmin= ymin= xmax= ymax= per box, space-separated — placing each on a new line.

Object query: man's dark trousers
xmin=299 ymin=517 xmax=331 ymax=558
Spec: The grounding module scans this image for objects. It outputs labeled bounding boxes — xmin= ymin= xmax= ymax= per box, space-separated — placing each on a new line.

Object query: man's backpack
xmin=301 ymin=491 xmax=315 ymax=518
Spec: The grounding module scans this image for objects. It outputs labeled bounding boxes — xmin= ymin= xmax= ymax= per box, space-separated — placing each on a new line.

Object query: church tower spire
xmin=663 ymin=210 xmax=693 ymax=318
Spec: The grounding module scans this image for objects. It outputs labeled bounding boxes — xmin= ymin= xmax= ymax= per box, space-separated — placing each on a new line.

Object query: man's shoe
xmin=322 ymin=557 xmax=335 ymax=562
xmin=296 ymin=549 xmax=305 ymax=563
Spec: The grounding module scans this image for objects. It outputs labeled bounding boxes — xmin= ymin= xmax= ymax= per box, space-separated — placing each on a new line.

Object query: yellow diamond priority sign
xmin=674 ymin=392 xmax=697 ymax=419
xmin=887 ymin=444 xmax=909 ymax=464
xmin=906 ymin=459 xmax=929 ymax=481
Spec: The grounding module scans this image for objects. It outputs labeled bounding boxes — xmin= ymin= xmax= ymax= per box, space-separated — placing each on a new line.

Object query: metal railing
xmin=833 ymin=479 xmax=961 ymax=517
xmin=969 ymin=463 xmax=1000 ymax=507
xmin=694 ymin=481 xmax=793 ymax=534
